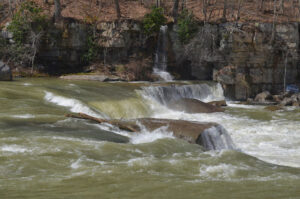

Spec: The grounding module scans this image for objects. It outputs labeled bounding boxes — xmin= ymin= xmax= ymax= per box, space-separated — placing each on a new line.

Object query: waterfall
xmin=199 ymin=125 xmax=235 ymax=151
xmin=140 ymin=83 xmax=225 ymax=105
xmin=153 ymin=25 xmax=173 ymax=81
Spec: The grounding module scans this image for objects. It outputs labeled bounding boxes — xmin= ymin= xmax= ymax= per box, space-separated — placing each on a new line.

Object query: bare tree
xmin=181 ymin=0 xmax=186 ymax=11
xmin=202 ymin=0 xmax=207 ymax=23
xmin=54 ymin=0 xmax=62 ymax=22
xmin=236 ymin=0 xmax=243 ymax=22
xmin=259 ymin=0 xmax=265 ymax=11
xmin=173 ymin=0 xmax=179 ymax=23
xmin=222 ymin=0 xmax=228 ymax=20
xmin=29 ymin=31 xmax=43 ymax=74
xmin=271 ymin=0 xmax=278 ymax=44
xmin=279 ymin=0 xmax=284 ymax=14
xmin=114 ymin=0 xmax=121 ymax=19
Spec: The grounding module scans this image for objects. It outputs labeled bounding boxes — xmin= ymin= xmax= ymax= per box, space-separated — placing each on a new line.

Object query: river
xmin=0 ymin=78 xmax=300 ymax=198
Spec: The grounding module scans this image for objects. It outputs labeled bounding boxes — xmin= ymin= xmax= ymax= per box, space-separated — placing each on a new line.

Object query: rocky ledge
xmin=60 ymin=74 xmax=123 ymax=82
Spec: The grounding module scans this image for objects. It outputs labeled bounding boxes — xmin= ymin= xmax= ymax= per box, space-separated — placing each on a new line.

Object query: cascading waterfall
xmin=140 ymin=83 xmax=225 ymax=105
xmin=153 ymin=25 xmax=173 ymax=81
xmin=199 ymin=125 xmax=236 ymax=151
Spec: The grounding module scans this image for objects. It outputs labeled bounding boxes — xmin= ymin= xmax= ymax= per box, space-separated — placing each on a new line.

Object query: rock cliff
xmin=169 ymin=22 xmax=299 ymax=100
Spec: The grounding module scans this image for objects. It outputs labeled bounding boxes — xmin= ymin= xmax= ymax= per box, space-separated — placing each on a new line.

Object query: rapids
xmin=0 ymin=78 xmax=300 ymax=198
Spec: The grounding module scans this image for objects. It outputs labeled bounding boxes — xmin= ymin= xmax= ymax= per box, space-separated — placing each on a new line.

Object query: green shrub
xmin=177 ymin=9 xmax=198 ymax=44
xmin=8 ymin=1 xmax=47 ymax=44
xmin=82 ymin=35 xmax=98 ymax=64
xmin=142 ymin=7 xmax=167 ymax=35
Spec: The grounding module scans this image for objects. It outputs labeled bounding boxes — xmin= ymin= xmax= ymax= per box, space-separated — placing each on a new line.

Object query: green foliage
xmin=8 ymin=1 xmax=47 ymax=44
xmin=142 ymin=7 xmax=167 ymax=35
xmin=177 ymin=9 xmax=198 ymax=44
xmin=82 ymin=35 xmax=98 ymax=64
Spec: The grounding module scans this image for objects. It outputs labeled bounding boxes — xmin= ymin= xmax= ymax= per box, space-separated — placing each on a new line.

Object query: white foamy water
xmin=140 ymin=83 xmax=224 ymax=107
xmin=150 ymin=106 xmax=300 ymax=168
xmin=0 ymin=145 xmax=31 ymax=153
xmin=153 ymin=69 xmax=173 ymax=82
xmin=12 ymin=114 xmax=35 ymax=119
xmin=130 ymin=126 xmax=174 ymax=144
xmin=44 ymin=91 xmax=103 ymax=118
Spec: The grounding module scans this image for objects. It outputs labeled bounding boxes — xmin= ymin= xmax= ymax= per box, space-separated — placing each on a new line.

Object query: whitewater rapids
xmin=0 ymin=78 xmax=300 ymax=198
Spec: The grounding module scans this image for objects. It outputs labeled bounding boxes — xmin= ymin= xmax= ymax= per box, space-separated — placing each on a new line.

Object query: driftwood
xmin=65 ymin=113 xmax=140 ymax=132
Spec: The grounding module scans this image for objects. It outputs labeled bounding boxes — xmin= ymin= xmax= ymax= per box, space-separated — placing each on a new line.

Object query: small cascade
xmin=153 ymin=25 xmax=173 ymax=81
xmin=140 ymin=83 xmax=224 ymax=105
xmin=199 ymin=125 xmax=235 ymax=151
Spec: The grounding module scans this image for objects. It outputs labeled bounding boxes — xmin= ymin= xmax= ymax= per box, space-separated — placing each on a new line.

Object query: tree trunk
xmin=8 ymin=0 xmax=12 ymax=16
xmin=54 ymin=0 xmax=62 ymax=22
xmin=236 ymin=0 xmax=243 ymax=21
xmin=271 ymin=0 xmax=278 ymax=44
xmin=114 ymin=0 xmax=121 ymax=19
xmin=280 ymin=0 xmax=284 ymax=14
xmin=222 ymin=0 xmax=227 ymax=20
xmin=259 ymin=0 xmax=264 ymax=11
xmin=299 ymin=0 xmax=300 ymax=17
xmin=66 ymin=113 xmax=140 ymax=132
xmin=202 ymin=0 xmax=207 ymax=23
xmin=173 ymin=0 xmax=179 ymax=23
xmin=181 ymin=0 xmax=186 ymax=11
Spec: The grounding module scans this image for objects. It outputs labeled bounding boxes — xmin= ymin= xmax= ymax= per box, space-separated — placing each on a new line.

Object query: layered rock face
xmin=0 ymin=61 xmax=12 ymax=81
xmin=38 ymin=20 xmax=89 ymax=74
xmin=37 ymin=19 xmax=154 ymax=74
xmin=26 ymin=19 xmax=300 ymax=99
xmin=169 ymin=23 xmax=299 ymax=100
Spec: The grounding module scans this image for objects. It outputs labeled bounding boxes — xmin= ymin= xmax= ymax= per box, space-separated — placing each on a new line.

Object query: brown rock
xmin=254 ymin=91 xmax=271 ymax=102
xmin=281 ymin=97 xmax=293 ymax=106
xmin=167 ymin=98 xmax=225 ymax=113
xmin=292 ymin=101 xmax=299 ymax=107
xmin=136 ymin=118 xmax=219 ymax=144
xmin=272 ymin=95 xmax=283 ymax=103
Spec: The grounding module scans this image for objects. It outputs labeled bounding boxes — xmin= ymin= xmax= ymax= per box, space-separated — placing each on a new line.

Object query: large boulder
xmin=66 ymin=113 xmax=234 ymax=150
xmin=167 ymin=98 xmax=224 ymax=113
xmin=254 ymin=91 xmax=272 ymax=102
xmin=136 ymin=118 xmax=234 ymax=150
xmin=0 ymin=61 xmax=12 ymax=81
xmin=136 ymin=118 xmax=217 ymax=144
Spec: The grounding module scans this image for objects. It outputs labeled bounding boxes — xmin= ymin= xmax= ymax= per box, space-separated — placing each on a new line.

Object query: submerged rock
xmin=264 ymin=106 xmax=283 ymax=111
xmin=0 ymin=61 xmax=12 ymax=81
xmin=167 ymin=98 xmax=224 ymax=113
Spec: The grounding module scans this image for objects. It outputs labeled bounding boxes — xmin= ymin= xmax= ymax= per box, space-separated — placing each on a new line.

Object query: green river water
xmin=0 ymin=78 xmax=300 ymax=199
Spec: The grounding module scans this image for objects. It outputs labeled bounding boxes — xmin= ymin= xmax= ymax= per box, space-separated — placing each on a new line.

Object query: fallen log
xmin=65 ymin=112 xmax=140 ymax=132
